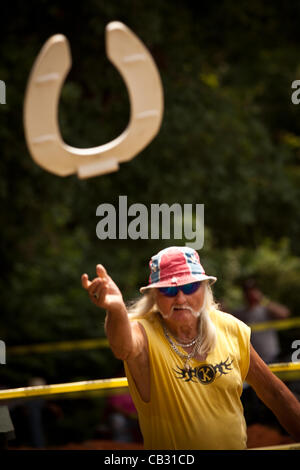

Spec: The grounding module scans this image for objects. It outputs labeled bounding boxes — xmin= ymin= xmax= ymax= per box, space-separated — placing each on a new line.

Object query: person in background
xmin=107 ymin=392 xmax=141 ymax=443
xmin=0 ymin=385 xmax=15 ymax=449
xmin=25 ymin=377 xmax=47 ymax=448
xmin=0 ymin=407 xmax=15 ymax=449
xmin=234 ymin=279 xmax=291 ymax=427
xmin=234 ymin=279 xmax=290 ymax=364
xmin=0 ymin=342 xmax=15 ymax=449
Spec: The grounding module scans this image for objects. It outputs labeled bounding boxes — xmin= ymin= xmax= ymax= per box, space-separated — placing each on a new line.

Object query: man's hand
xmin=81 ymin=264 xmax=125 ymax=313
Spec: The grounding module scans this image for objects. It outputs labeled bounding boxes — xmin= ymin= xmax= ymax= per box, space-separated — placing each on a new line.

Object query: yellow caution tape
xmin=7 ymin=338 xmax=109 ymax=355
xmin=250 ymin=317 xmax=300 ymax=332
xmin=269 ymin=361 xmax=300 ymax=382
xmin=269 ymin=362 xmax=300 ymax=373
xmin=6 ymin=318 xmax=300 ymax=357
xmin=1 ymin=362 xmax=300 ymax=401
xmin=249 ymin=442 xmax=300 ymax=450
xmin=0 ymin=377 xmax=128 ymax=400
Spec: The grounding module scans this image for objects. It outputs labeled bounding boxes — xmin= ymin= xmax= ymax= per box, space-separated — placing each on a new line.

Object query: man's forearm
xmin=257 ymin=374 xmax=300 ymax=442
xmin=247 ymin=345 xmax=300 ymax=442
xmin=104 ymin=304 xmax=134 ymax=360
xmin=269 ymin=381 xmax=300 ymax=442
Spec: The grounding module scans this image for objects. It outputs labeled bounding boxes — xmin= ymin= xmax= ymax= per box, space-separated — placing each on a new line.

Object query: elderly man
xmin=82 ymin=246 xmax=300 ymax=450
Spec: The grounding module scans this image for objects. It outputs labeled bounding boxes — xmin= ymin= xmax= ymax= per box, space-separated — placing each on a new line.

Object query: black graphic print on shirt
xmin=174 ymin=357 xmax=233 ymax=385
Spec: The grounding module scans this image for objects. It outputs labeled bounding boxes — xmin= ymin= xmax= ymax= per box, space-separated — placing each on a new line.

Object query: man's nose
xmin=175 ymin=289 xmax=187 ymax=303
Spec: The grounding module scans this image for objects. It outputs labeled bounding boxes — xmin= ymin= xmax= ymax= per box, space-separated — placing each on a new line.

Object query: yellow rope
xmin=7 ymin=338 xmax=109 ymax=355
xmin=1 ymin=363 xmax=300 ymax=401
xmin=250 ymin=317 xmax=300 ymax=332
xmin=6 ymin=317 xmax=300 ymax=356
xmin=0 ymin=377 xmax=128 ymax=400
xmin=249 ymin=442 xmax=300 ymax=450
xmin=269 ymin=362 xmax=300 ymax=373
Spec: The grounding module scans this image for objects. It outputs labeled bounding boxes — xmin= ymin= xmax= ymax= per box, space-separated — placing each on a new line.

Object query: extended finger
xmin=96 ymin=264 xmax=110 ymax=281
xmin=96 ymin=264 xmax=109 ymax=280
xmin=81 ymin=274 xmax=91 ymax=290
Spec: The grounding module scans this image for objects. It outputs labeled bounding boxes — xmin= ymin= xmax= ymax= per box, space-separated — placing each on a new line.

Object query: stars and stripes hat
xmin=140 ymin=246 xmax=217 ymax=293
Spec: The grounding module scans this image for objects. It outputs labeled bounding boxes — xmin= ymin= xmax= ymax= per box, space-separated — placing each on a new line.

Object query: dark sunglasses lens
xmin=181 ymin=281 xmax=201 ymax=295
xmin=158 ymin=286 xmax=178 ymax=297
xmin=159 ymin=282 xmax=201 ymax=297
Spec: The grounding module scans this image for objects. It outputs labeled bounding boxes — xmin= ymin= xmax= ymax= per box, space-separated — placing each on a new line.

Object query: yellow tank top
xmin=124 ymin=309 xmax=250 ymax=450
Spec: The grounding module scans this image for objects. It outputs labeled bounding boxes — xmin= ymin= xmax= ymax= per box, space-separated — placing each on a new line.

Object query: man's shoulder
xmin=132 ymin=313 xmax=160 ymax=332
xmin=211 ymin=309 xmax=250 ymax=332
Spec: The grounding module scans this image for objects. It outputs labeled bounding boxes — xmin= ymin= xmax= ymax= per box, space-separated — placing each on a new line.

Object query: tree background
xmin=1 ymin=0 xmax=300 ymax=445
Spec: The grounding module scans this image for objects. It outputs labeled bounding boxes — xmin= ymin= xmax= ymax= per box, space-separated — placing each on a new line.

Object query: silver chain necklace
xmin=172 ymin=336 xmax=198 ymax=348
xmin=162 ymin=322 xmax=201 ymax=370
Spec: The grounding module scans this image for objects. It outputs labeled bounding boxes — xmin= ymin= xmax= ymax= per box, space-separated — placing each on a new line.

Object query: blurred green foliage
xmin=1 ymin=0 xmax=300 ymax=444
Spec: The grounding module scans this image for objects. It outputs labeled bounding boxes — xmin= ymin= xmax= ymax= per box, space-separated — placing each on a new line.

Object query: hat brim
xmin=140 ymin=274 xmax=217 ymax=293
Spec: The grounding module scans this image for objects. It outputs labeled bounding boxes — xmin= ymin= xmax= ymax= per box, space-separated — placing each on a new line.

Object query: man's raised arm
xmin=81 ymin=264 xmax=142 ymax=360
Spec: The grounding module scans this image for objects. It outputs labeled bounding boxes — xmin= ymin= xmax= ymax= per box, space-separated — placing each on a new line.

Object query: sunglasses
xmin=158 ymin=281 xmax=202 ymax=297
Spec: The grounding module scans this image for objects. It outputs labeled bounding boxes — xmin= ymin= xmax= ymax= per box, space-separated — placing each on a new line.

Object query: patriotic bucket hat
xmin=140 ymin=246 xmax=217 ymax=293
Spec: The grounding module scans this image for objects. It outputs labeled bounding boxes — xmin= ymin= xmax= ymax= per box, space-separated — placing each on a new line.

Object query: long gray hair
xmin=127 ymin=281 xmax=218 ymax=358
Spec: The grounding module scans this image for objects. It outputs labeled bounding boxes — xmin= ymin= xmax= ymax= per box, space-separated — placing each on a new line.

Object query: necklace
xmin=162 ymin=322 xmax=201 ymax=370
xmin=172 ymin=336 xmax=198 ymax=348
xmin=159 ymin=317 xmax=198 ymax=347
